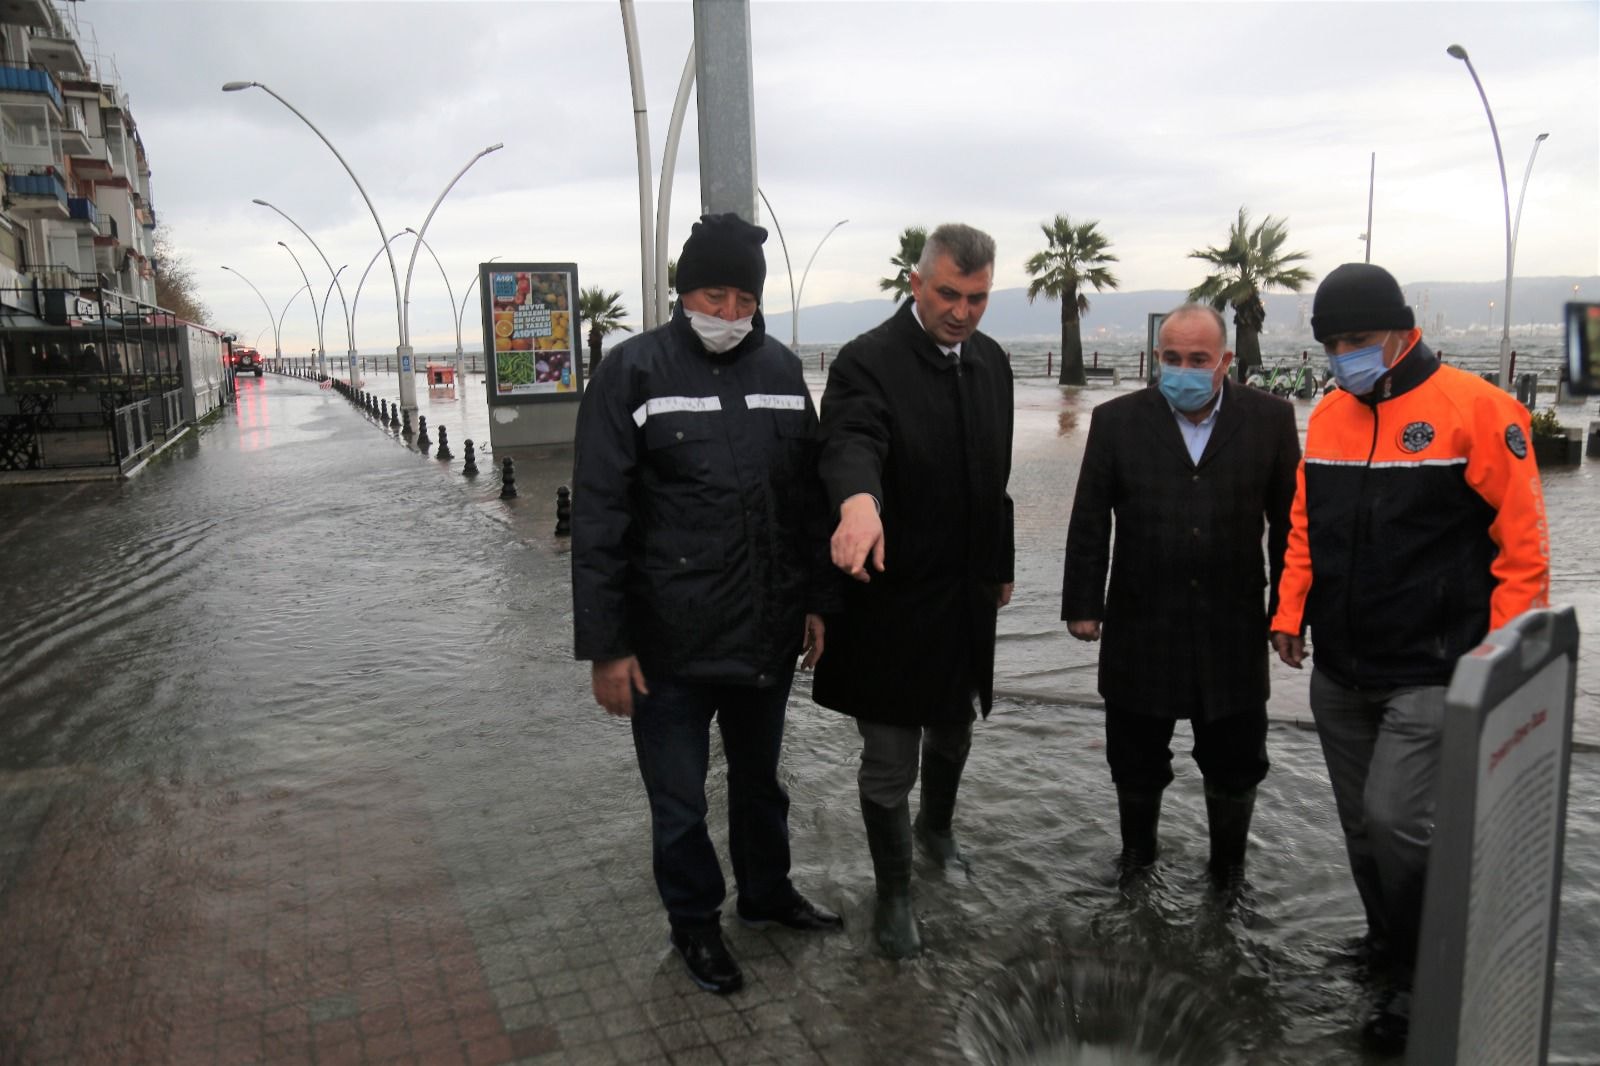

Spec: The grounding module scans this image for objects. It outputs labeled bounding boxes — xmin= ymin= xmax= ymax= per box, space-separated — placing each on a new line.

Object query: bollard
xmin=436 ymin=425 xmax=453 ymax=461
xmin=416 ymin=415 xmax=430 ymax=450
xmin=462 ymin=439 xmax=479 ymax=476
xmin=499 ymin=457 xmax=517 ymax=499
xmin=380 ymin=399 xmax=389 ymax=423
xmin=388 ymin=402 xmax=400 ymax=429
xmin=401 ymin=409 xmax=413 ymax=438
xmin=1092 ymin=350 xmax=1098 ymax=369
xmin=1046 ymin=351 xmax=1053 ymax=377
xmin=555 ymin=486 xmax=572 ymax=536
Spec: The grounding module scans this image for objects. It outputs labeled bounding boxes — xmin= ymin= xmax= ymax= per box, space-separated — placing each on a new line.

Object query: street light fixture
xmin=1446 ymin=45 xmax=1549 ymax=390
xmin=278 ymin=240 xmax=323 ymax=375
xmin=406 ymin=228 xmax=461 ymax=384
xmin=794 ymin=219 xmax=848 ymax=351
xmin=459 ymin=256 xmax=502 ymax=376
xmin=224 ymin=80 xmax=412 ymax=409
xmin=254 ymin=198 xmax=355 ymax=389
xmin=221 ymin=263 xmax=286 ymax=364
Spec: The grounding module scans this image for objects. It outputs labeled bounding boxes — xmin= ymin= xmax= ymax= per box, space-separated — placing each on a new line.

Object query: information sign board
xmin=481 ymin=263 xmax=583 ymax=403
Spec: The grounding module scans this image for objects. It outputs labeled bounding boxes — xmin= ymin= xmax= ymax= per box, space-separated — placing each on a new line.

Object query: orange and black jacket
xmin=1272 ymin=332 xmax=1550 ymax=689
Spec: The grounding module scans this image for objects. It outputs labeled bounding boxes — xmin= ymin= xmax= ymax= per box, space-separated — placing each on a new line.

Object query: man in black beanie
xmin=572 ymin=212 xmax=842 ymax=996
xmin=1270 ymin=263 xmax=1550 ymax=1053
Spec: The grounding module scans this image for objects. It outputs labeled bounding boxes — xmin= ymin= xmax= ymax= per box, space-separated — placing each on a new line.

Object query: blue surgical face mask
xmin=1329 ymin=343 xmax=1389 ymax=395
xmin=1158 ymin=364 xmax=1220 ymax=413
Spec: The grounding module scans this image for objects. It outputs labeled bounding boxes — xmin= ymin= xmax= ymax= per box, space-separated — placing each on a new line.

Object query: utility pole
xmin=692 ymin=0 xmax=758 ymax=224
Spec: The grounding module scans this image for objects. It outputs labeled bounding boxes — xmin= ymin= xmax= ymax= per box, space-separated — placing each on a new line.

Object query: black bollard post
xmin=436 ymin=425 xmax=453 ymax=461
xmin=462 ymin=439 xmax=479 ymax=477
xmin=380 ymin=399 xmax=388 ymax=423
xmin=417 ymin=415 xmax=430 ymax=449
xmin=499 ymin=457 xmax=517 ymax=499
xmin=555 ymin=486 xmax=572 ymax=536
xmin=401 ymin=409 xmax=413 ymax=438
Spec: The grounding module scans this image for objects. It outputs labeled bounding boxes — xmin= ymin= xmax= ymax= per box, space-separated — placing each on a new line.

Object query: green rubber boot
xmin=860 ymin=795 xmax=922 ymax=959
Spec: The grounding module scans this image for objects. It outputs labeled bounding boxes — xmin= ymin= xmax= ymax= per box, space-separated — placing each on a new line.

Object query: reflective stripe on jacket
xmin=1271 ymin=334 xmax=1550 ymax=688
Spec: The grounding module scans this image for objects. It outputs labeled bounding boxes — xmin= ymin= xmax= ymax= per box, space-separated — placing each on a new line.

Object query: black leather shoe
xmin=669 ymin=927 xmax=743 ymax=995
xmin=1361 ymin=985 xmax=1411 ymax=1056
xmin=737 ymin=893 xmax=844 ymax=933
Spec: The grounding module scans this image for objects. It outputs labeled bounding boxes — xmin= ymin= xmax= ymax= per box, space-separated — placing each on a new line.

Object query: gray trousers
xmin=856 ymin=718 xmax=974 ymax=809
xmin=1309 ymin=667 xmax=1446 ymax=975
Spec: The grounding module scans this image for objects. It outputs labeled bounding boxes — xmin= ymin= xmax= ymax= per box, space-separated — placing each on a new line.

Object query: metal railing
xmin=113 ymin=396 xmax=152 ymax=472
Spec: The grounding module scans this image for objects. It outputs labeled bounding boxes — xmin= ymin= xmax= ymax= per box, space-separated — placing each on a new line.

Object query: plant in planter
xmin=1529 ymin=407 xmax=1582 ymax=467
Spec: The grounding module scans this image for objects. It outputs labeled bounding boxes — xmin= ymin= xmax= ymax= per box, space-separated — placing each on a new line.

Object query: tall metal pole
xmin=401 ymin=142 xmax=502 ymax=388
xmin=318 ymin=266 xmax=348 ymax=380
xmin=1364 ymin=152 xmax=1375 ymax=264
xmin=275 ymin=284 xmax=310 ymax=364
xmin=221 ymin=264 xmax=282 ymax=362
xmin=692 ymin=0 xmax=758 ymax=222
xmin=458 ymin=256 xmax=501 ymax=376
xmin=756 ymin=187 xmax=795 ymax=331
xmin=406 ymin=228 xmax=461 ymax=383
xmin=352 ymin=230 xmax=410 ymax=362
xmin=254 ymin=198 xmax=354 ymax=387
xmin=223 ymin=80 xmax=413 ymax=409
xmin=655 ymin=43 xmax=697 ymax=325
xmin=1446 ymin=45 xmax=1514 ymax=390
xmin=795 ymin=219 xmax=849 ymax=351
xmin=278 ymin=241 xmax=322 ymax=375
xmin=619 ymin=0 xmax=657 ymax=328
xmin=1508 ymin=133 xmax=1550 ymax=350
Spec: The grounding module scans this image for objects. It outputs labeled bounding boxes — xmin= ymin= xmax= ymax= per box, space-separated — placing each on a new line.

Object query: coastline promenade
xmin=0 ymin=367 xmax=1594 ymax=1065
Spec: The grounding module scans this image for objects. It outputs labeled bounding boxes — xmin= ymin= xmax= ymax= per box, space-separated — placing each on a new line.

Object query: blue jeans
xmin=630 ymin=672 xmax=796 ymax=930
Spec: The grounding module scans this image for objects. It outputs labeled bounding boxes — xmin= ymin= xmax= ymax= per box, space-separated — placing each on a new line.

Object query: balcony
xmin=0 ymin=64 xmax=64 ymax=111
xmin=0 ymin=0 xmax=54 ymax=29
xmin=67 ymin=196 xmax=101 ymax=232
xmin=60 ymin=112 xmax=90 ymax=155
xmin=138 ymin=204 xmax=155 ymax=229
xmin=4 ymin=169 xmax=69 ymax=219
xmin=24 ymin=27 xmax=90 ymax=79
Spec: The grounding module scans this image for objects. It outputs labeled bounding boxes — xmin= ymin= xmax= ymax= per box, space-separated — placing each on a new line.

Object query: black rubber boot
xmin=860 ymin=794 xmax=922 ymax=959
xmin=913 ymin=748 xmax=968 ymax=869
xmin=1115 ymin=787 xmax=1162 ymax=882
xmin=1204 ymin=784 xmax=1256 ymax=895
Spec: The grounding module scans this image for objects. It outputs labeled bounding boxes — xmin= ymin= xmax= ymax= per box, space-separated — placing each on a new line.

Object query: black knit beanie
xmin=675 ymin=213 xmax=767 ymax=300
xmin=1311 ymin=263 xmax=1415 ymax=342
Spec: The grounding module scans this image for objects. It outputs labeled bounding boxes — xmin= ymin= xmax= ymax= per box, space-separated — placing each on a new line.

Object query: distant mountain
xmin=761 ymin=276 xmax=1599 ymax=345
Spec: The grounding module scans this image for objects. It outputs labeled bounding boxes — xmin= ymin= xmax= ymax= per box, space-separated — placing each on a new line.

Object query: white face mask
xmin=686 ymin=309 xmax=755 ymax=354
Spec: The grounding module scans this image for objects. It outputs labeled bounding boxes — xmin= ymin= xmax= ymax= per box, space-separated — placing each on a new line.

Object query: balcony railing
xmin=6 ymin=169 xmax=69 ymax=205
xmin=68 ymin=196 xmax=100 ymax=227
xmin=0 ymin=63 xmax=64 ymax=110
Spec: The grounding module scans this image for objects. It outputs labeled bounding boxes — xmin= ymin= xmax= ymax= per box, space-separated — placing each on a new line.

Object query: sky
xmin=76 ymin=0 xmax=1599 ymax=352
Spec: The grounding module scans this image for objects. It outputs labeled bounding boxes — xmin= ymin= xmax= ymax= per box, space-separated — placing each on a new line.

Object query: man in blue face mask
xmin=1062 ymin=304 xmax=1301 ymax=895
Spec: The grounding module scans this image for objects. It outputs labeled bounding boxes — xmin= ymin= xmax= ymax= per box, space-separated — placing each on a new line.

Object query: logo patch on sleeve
xmin=1399 ymin=421 xmax=1435 ymax=453
xmin=1505 ymin=423 xmax=1528 ymax=460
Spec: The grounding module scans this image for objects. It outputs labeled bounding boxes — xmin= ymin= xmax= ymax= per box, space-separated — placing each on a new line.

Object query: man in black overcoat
xmin=814 ymin=223 xmax=1014 ymax=957
xmin=1062 ymin=303 xmax=1299 ymax=892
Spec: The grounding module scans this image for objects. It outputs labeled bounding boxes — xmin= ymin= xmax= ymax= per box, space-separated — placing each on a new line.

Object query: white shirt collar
xmin=911 ymin=300 xmax=961 ymax=359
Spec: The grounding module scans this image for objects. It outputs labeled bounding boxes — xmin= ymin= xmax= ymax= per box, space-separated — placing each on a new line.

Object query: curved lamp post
xmin=458 ymin=255 xmax=501 ymax=376
xmin=318 ymin=265 xmax=349 ymax=380
xmin=401 ymin=143 xmax=503 ymax=383
xmin=275 ymin=283 xmax=310 ymax=367
xmin=254 ymin=198 xmax=355 ymax=388
xmin=793 ymin=218 xmax=848 ymax=351
xmin=755 ymin=187 xmax=796 ymax=340
xmin=221 ymin=263 xmax=284 ymax=364
xmin=254 ymin=325 xmax=271 ymax=350
xmin=278 ymin=240 xmax=322 ymax=375
xmin=352 ymin=230 xmax=411 ymax=374
xmin=1446 ymin=46 xmax=1550 ymax=390
xmin=405 ymin=227 xmax=461 ymax=382
xmin=223 ymin=80 xmax=413 ymax=408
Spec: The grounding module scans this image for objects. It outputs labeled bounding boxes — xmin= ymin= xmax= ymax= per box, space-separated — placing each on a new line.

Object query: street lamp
xmin=459 ymin=256 xmax=502 ymax=377
xmin=275 ymin=284 xmax=310 ymax=367
xmin=352 ymin=230 xmax=410 ymax=376
xmin=755 ymin=187 xmax=796 ymax=342
xmin=401 ymin=143 xmax=503 ymax=383
xmin=254 ymin=198 xmax=355 ymax=389
xmin=1446 ymin=45 xmax=1549 ymax=390
xmin=278 ymin=240 xmax=323 ymax=376
xmin=223 ymin=80 xmax=412 ymax=409
xmin=221 ymin=264 xmax=286 ymax=364
xmin=406 ymin=228 xmax=461 ymax=384
xmin=793 ymin=219 xmax=848 ymax=351
xmin=318 ymin=265 xmax=349 ymax=380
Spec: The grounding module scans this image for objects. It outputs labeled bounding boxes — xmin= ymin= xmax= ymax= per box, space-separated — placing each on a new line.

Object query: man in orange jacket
xmin=1270 ymin=263 xmax=1550 ymax=1055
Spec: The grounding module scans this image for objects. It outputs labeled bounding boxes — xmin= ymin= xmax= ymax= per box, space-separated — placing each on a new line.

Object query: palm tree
xmin=878 ymin=226 xmax=926 ymax=304
xmin=579 ymin=286 xmax=631 ymax=372
xmin=1188 ymin=208 xmax=1314 ymax=380
xmin=1024 ymin=214 xmax=1120 ymax=387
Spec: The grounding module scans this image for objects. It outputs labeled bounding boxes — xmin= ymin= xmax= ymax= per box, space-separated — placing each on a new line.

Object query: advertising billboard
xmin=480 ymin=263 xmax=583 ymax=403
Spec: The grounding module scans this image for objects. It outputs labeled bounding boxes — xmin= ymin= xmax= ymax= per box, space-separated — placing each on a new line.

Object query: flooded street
xmin=1 ymin=370 xmax=1596 ymax=1065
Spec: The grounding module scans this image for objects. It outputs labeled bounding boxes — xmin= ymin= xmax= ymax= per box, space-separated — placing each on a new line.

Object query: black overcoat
xmin=812 ymin=301 xmax=1014 ymax=727
xmin=1060 ymin=380 xmax=1300 ymax=721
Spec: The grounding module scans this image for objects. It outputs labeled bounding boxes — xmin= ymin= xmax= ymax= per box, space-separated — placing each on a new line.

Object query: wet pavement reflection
xmin=0 ymin=370 xmax=1595 ymax=1065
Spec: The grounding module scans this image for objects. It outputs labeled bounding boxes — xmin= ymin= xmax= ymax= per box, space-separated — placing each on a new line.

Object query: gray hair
xmin=1158 ymin=303 xmax=1228 ymax=349
xmin=915 ymin=223 xmax=997 ymax=276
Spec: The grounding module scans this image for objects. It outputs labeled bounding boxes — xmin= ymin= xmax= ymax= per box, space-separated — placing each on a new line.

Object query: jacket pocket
xmin=643 ymin=416 xmax=720 ymax=480
xmin=643 ymin=529 xmax=725 ymax=572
